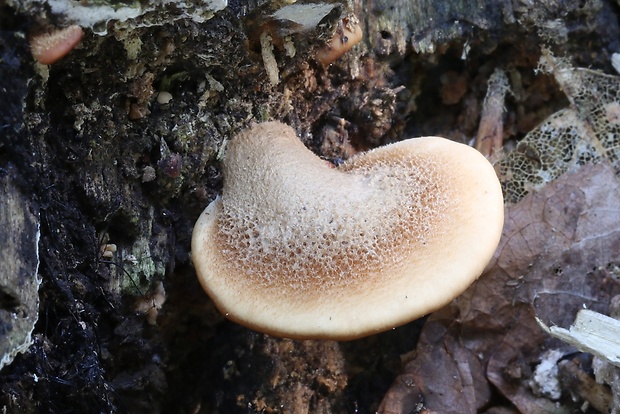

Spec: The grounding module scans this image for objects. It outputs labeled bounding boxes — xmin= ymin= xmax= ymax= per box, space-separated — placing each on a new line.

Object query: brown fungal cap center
xmin=192 ymin=121 xmax=504 ymax=339
xmin=215 ymin=149 xmax=454 ymax=294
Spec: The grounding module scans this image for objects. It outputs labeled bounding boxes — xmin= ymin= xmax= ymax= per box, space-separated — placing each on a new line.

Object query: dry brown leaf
xmin=379 ymin=163 xmax=620 ymax=413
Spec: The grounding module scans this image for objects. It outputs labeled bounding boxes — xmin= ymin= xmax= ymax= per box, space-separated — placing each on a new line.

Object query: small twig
xmin=475 ymin=68 xmax=510 ymax=158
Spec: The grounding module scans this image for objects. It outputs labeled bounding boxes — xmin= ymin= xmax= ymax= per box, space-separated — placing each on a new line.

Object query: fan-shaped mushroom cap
xmin=30 ymin=25 xmax=84 ymax=65
xmin=192 ymin=122 xmax=504 ymax=340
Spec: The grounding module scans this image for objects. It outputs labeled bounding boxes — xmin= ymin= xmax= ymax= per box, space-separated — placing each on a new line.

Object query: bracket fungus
xmin=315 ymin=16 xmax=363 ymax=66
xmin=192 ymin=122 xmax=504 ymax=340
xmin=30 ymin=25 xmax=84 ymax=65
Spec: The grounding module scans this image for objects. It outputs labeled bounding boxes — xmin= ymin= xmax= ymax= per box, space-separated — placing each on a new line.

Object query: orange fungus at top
xmin=191 ymin=122 xmax=504 ymax=340
xmin=316 ymin=16 xmax=363 ymax=65
xmin=30 ymin=25 xmax=84 ymax=65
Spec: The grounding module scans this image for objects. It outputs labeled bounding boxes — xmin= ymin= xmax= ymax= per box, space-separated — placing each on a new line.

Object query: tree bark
xmin=0 ymin=0 xmax=618 ymax=412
